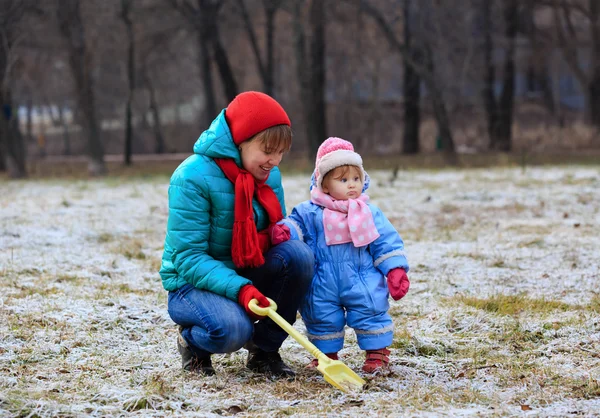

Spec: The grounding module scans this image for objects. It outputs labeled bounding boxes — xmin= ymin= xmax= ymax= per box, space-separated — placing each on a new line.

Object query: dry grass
xmin=1 ymin=165 xmax=600 ymax=416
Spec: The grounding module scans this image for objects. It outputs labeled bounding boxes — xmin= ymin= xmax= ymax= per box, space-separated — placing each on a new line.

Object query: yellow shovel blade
xmin=317 ymin=358 xmax=366 ymax=392
xmin=249 ymin=298 xmax=365 ymax=392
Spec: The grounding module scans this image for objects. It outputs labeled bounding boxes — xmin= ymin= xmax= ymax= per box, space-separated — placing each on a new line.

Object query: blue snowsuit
xmin=281 ymin=178 xmax=409 ymax=353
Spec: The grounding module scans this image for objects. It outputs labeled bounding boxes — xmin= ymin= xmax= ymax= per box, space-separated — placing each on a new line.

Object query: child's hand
xmin=387 ymin=268 xmax=410 ymax=300
xmin=269 ymin=224 xmax=291 ymax=245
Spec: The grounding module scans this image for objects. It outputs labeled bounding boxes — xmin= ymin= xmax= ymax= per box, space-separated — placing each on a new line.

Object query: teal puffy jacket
xmin=159 ymin=110 xmax=287 ymax=301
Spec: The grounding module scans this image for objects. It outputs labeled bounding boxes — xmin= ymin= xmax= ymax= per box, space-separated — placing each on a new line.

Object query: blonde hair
xmin=323 ymin=165 xmax=362 ymax=184
xmin=249 ymin=125 xmax=292 ymax=153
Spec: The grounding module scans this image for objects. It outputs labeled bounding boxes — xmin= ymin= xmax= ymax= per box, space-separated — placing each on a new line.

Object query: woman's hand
xmin=269 ymin=224 xmax=290 ymax=246
xmin=238 ymin=285 xmax=270 ymax=320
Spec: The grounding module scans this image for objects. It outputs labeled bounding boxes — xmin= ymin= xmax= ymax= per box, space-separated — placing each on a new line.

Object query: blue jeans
xmin=167 ymin=240 xmax=314 ymax=357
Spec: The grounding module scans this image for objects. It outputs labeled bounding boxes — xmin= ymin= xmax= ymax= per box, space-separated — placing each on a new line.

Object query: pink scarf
xmin=310 ymin=188 xmax=380 ymax=247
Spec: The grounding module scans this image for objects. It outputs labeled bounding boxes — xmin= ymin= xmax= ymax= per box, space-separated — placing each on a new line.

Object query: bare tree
xmin=481 ymin=0 xmax=518 ymax=151
xmin=57 ymin=0 xmax=106 ymax=176
xmin=358 ymin=0 xmax=457 ymax=162
xmin=141 ymin=68 xmax=166 ymax=153
xmin=120 ymin=0 xmax=135 ymax=165
xmin=56 ymin=103 xmax=72 ymax=155
xmin=0 ymin=0 xmax=29 ymax=178
xmin=292 ymin=0 xmax=327 ymax=160
xmin=167 ymin=0 xmax=239 ymax=128
xmin=553 ymin=0 xmax=600 ymax=127
xmin=132 ymin=1 xmax=187 ymax=154
xmin=24 ymin=45 xmax=76 ymax=156
xmin=520 ymin=1 xmax=557 ymax=116
xmin=402 ymin=0 xmax=421 ymax=154
xmin=236 ymin=0 xmax=283 ymax=96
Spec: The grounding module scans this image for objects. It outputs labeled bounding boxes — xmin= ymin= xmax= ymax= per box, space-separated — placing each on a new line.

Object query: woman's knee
xmin=210 ymin=315 xmax=254 ymax=353
xmin=277 ymin=240 xmax=315 ymax=282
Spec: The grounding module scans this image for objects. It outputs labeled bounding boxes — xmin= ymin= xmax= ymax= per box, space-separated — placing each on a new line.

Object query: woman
xmin=160 ymin=91 xmax=314 ymax=377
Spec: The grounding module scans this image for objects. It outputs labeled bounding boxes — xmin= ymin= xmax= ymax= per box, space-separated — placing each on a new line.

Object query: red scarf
xmin=215 ymin=158 xmax=284 ymax=268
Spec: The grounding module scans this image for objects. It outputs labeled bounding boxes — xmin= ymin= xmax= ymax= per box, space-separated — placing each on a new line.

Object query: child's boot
xmin=307 ymin=352 xmax=339 ymax=369
xmin=362 ymin=348 xmax=390 ymax=373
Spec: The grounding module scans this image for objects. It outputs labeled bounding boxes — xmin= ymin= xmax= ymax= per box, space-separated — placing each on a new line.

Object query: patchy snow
xmin=1 ymin=165 xmax=599 ymax=417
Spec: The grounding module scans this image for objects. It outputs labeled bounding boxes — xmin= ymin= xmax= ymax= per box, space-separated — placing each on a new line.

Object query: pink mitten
xmin=270 ymin=224 xmax=291 ymax=245
xmin=387 ymin=268 xmax=410 ymax=300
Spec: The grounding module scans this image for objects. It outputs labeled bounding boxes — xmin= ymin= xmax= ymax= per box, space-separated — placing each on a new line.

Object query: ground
xmin=1 ymin=165 xmax=599 ymax=417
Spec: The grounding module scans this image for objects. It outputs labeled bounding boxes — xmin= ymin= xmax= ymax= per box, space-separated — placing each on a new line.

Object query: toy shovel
xmin=248 ymin=298 xmax=365 ymax=392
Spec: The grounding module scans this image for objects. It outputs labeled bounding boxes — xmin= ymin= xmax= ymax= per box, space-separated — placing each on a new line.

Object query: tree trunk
xmin=264 ymin=2 xmax=277 ymax=96
xmin=58 ymin=105 xmax=71 ymax=155
xmin=0 ymin=98 xmax=27 ymax=179
xmin=169 ymin=0 xmax=220 ymax=127
xmin=236 ymin=0 xmax=279 ymax=95
xmin=554 ymin=0 xmax=599 ymax=126
xmin=403 ymin=67 xmax=421 ymax=154
xmin=144 ymin=72 xmax=166 ymax=154
xmin=73 ymin=55 xmax=105 ymax=175
xmin=590 ymin=0 xmax=600 ymax=127
xmin=197 ymin=30 xmax=217 ymax=127
xmin=122 ymin=0 xmax=135 ymax=165
xmin=494 ymin=0 xmax=517 ymax=151
xmin=307 ymin=0 xmax=327 ymax=160
xmin=204 ymin=3 xmax=237 ymax=102
xmin=58 ymin=0 xmax=106 ymax=176
xmin=481 ymin=0 xmax=497 ymax=148
xmin=423 ymin=45 xmax=456 ymax=161
xmin=0 ymin=2 xmax=26 ymax=178
xmin=402 ymin=0 xmax=420 ymax=154
xmin=360 ymin=0 xmax=455 ymax=161
xmin=430 ymin=87 xmax=456 ymax=160
xmin=0 ymin=30 xmax=27 ymax=178
xmin=538 ymin=67 xmax=556 ymax=115
xmin=293 ymin=0 xmax=312 ymax=156
xmin=211 ymin=36 xmax=238 ymax=102
xmin=590 ymin=75 xmax=600 ymax=127
xmin=25 ymin=98 xmax=34 ymax=144
xmin=9 ymin=107 xmax=27 ymax=177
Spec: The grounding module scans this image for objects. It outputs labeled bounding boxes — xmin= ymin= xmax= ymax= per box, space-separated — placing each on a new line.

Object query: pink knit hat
xmin=314 ymin=137 xmax=364 ymax=190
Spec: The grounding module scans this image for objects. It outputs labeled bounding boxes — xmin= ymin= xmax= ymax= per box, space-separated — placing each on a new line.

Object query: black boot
xmin=177 ymin=327 xmax=215 ymax=375
xmin=246 ymin=342 xmax=295 ymax=378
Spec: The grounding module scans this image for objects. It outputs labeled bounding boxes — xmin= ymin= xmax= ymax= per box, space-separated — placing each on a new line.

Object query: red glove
xmin=387 ymin=268 xmax=410 ymax=301
xmin=238 ymin=285 xmax=270 ymax=320
xmin=269 ymin=224 xmax=291 ymax=246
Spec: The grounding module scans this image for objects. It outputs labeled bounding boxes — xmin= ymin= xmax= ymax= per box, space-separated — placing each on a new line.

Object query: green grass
xmin=451 ymin=294 xmax=574 ymax=316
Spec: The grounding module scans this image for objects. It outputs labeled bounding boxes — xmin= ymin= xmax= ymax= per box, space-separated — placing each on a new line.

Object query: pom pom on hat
xmin=314 ymin=137 xmax=364 ymax=190
xmin=225 ymin=91 xmax=291 ymax=145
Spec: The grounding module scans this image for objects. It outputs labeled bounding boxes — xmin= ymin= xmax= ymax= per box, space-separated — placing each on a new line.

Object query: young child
xmin=273 ymin=137 xmax=410 ymax=373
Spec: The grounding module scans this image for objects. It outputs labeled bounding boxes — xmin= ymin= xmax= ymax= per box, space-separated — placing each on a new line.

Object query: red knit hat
xmin=225 ymin=91 xmax=291 ymax=145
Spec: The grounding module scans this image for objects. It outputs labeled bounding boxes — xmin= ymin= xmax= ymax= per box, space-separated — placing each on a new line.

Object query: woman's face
xmin=239 ymin=139 xmax=285 ymax=181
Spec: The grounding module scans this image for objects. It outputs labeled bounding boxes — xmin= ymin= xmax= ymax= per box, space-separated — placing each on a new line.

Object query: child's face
xmin=322 ymin=165 xmax=363 ymax=200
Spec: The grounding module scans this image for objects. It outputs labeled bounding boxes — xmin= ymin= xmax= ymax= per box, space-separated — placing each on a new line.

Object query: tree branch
xmin=553 ymin=0 xmax=590 ymax=86
xmin=235 ymin=0 xmax=266 ymax=80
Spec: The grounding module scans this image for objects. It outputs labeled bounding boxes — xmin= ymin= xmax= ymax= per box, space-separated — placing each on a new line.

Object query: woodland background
xmin=1 ymin=0 xmax=600 ymax=178
xmin=1 ymin=2 xmax=599 ymax=416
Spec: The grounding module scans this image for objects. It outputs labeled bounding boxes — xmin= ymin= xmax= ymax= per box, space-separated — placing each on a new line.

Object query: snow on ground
xmin=1 ymin=165 xmax=599 ymax=417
